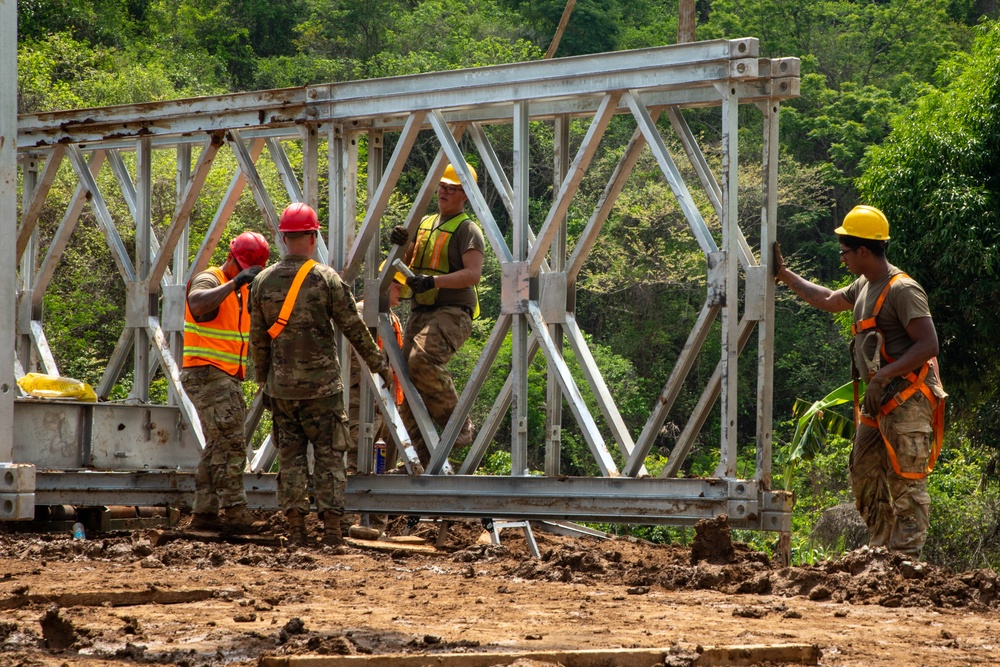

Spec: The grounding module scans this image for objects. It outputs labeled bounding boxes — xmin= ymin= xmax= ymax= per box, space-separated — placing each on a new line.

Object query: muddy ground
xmin=0 ymin=513 xmax=998 ymax=667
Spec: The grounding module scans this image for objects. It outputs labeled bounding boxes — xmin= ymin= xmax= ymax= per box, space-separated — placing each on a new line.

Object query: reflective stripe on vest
xmin=852 ymin=272 xmax=945 ymax=479
xmin=410 ymin=213 xmax=480 ymax=317
xmin=183 ymin=266 xmax=249 ymax=379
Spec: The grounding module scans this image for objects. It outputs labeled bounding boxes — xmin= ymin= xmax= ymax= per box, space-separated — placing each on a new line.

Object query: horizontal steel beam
xmin=17 ymin=41 xmax=801 ymax=148
xmin=32 ymin=471 xmax=787 ymax=529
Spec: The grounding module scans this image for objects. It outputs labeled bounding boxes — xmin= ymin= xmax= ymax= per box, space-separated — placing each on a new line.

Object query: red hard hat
xmin=279 ymin=202 xmax=320 ymax=232
xmin=229 ymin=232 xmax=270 ymax=269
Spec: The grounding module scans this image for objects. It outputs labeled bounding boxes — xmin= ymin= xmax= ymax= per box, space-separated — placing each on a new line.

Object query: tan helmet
xmin=835 ymin=205 xmax=890 ymax=240
xmin=378 ymin=260 xmax=407 ymax=285
xmin=440 ymin=162 xmax=478 ymax=186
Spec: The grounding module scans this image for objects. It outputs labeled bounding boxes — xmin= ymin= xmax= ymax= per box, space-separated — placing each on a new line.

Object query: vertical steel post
xmin=545 ymin=116 xmax=570 ymax=476
xmin=132 ymin=137 xmax=152 ymax=402
xmin=0 ymin=0 xmax=16 ymax=460
xmin=357 ymin=130 xmax=383 ymax=474
xmin=17 ymin=159 xmax=37 ymax=374
xmin=511 ymin=102 xmax=530 ymax=476
xmin=718 ymin=84 xmax=740 ymax=476
xmin=169 ymin=145 xmax=192 ymax=405
xmin=757 ymin=100 xmax=779 ymax=487
xmin=301 ymin=124 xmax=320 ymax=211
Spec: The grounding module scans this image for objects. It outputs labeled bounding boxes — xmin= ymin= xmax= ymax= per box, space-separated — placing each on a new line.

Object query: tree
xmin=856 ymin=21 xmax=1000 ymax=424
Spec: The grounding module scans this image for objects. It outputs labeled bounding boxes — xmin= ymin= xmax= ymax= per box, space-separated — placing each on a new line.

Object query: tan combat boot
xmin=286 ymin=510 xmax=308 ymax=547
xmin=321 ymin=512 xmax=345 ymax=546
xmin=221 ymin=505 xmax=268 ymax=535
xmin=190 ymin=512 xmax=222 ymax=531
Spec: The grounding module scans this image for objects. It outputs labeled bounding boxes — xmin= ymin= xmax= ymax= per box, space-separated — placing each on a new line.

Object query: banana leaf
xmin=783 ymin=381 xmax=857 ymax=491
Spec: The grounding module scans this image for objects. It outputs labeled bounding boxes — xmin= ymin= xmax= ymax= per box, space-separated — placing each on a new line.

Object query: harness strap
xmin=851 ymin=273 xmax=906 ymax=336
xmin=267 ymin=259 xmax=318 ymax=339
xmin=851 ymin=272 xmax=945 ymax=480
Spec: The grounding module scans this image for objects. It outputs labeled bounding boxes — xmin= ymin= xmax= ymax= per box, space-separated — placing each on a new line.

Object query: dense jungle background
xmin=13 ymin=0 xmax=1000 ymax=569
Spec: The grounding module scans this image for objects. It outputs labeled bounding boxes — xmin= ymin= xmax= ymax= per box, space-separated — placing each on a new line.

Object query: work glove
xmin=389 ymin=226 xmax=410 ymax=246
xmin=234 ymin=265 xmax=262 ymax=290
xmin=261 ymin=392 xmax=273 ymax=413
xmin=407 ymin=274 xmax=436 ymax=294
xmin=863 ymin=376 xmax=886 ymax=418
xmin=772 ymin=242 xmax=785 ymax=283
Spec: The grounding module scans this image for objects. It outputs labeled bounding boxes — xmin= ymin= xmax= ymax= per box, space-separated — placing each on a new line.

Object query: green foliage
xmin=17 ymin=32 xmax=225 ymax=113
xmin=702 ymin=0 xmax=966 ymax=88
xmin=780 ymin=76 xmax=902 ymax=209
xmin=780 ymin=382 xmax=855 ymax=490
xmin=18 ymin=0 xmax=150 ymax=46
xmin=500 ymin=0 xmax=620 ymax=56
xmin=616 ymin=0 xmax=679 ymax=51
xmin=857 ymin=21 xmax=1000 ymax=416
xmin=923 ymin=433 xmax=1000 ymax=569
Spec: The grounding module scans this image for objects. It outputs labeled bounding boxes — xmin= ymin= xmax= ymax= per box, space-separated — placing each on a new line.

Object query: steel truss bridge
xmin=0 ymin=17 xmax=799 ymax=537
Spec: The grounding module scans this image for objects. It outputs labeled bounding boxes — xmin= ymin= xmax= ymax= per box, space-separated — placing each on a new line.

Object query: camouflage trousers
xmin=399 ymin=306 xmax=472 ymax=466
xmin=272 ymin=393 xmax=349 ymax=516
xmin=181 ymin=365 xmax=249 ymax=515
xmin=851 ymin=391 xmax=934 ymax=558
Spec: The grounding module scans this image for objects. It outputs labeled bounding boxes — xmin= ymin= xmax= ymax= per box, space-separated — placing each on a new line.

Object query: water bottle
xmin=72 ymin=522 xmax=86 ymax=540
xmin=374 ymin=439 xmax=387 ymax=474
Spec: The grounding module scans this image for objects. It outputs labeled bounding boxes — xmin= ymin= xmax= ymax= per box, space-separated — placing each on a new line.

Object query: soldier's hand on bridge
xmin=390 ymin=226 xmax=410 ymax=246
xmin=407 ymin=274 xmax=436 ymax=294
xmin=772 ymin=242 xmax=786 ymax=283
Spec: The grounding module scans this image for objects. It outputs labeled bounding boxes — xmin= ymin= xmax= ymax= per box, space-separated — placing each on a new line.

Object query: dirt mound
xmin=3 ymin=515 xmax=998 ymax=612
xmin=1 ymin=514 xmax=999 ymax=666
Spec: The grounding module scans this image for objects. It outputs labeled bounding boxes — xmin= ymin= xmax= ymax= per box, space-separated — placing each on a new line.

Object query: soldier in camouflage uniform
xmin=775 ymin=205 xmax=944 ymax=558
xmin=249 ymin=203 xmax=391 ymax=547
xmin=389 ymin=163 xmax=483 ymax=467
xmin=182 ymin=231 xmax=271 ymax=535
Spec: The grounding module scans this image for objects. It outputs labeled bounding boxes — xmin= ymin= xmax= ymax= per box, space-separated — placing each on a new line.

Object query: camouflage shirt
xmin=249 ymin=255 xmax=387 ymax=400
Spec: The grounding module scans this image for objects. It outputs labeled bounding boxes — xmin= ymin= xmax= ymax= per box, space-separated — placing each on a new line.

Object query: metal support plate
xmin=539 ymin=272 xmax=568 ymax=324
xmin=707 ymin=251 xmax=726 ymax=306
xmin=161 ymin=284 xmax=187 ymax=333
xmin=744 ymin=265 xmax=766 ymax=321
xmin=501 ymin=261 xmax=530 ymax=314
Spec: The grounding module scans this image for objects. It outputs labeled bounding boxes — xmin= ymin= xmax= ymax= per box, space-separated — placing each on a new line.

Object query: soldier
xmin=344 ymin=265 xmax=406 ymax=540
xmin=775 ymin=205 xmax=945 ymax=558
xmin=389 ymin=162 xmax=483 ymax=466
xmin=249 ymin=203 xmax=391 ymax=547
xmin=183 ymin=231 xmax=270 ymax=535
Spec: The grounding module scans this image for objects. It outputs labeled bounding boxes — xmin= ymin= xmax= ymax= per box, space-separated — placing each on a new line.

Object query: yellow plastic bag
xmin=17 ymin=373 xmax=98 ymax=402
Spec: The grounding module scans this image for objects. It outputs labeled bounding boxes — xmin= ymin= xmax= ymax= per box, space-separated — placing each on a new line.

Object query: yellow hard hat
xmin=835 ymin=205 xmax=890 ymax=240
xmin=378 ymin=260 xmax=407 ymax=285
xmin=440 ymin=162 xmax=478 ymax=186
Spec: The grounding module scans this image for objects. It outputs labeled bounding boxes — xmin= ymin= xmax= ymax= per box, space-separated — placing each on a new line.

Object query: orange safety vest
xmin=183 ymin=267 xmax=250 ymax=379
xmin=381 ymin=313 xmax=405 ymax=406
xmin=852 ymin=273 xmax=945 ymax=480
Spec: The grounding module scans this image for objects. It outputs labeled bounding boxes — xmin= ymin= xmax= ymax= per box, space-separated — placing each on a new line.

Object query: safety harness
xmin=267 ymin=259 xmax=318 ymax=338
xmin=852 ymin=273 xmax=945 ymax=480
